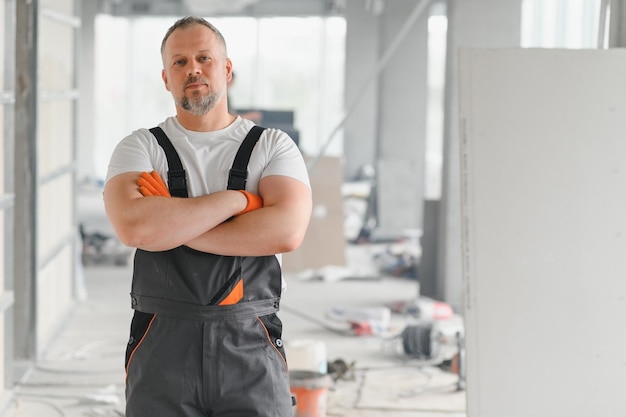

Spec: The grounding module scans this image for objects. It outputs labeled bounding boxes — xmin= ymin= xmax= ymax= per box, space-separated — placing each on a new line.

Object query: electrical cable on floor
xmin=15 ymin=381 xmax=121 ymax=394
xmin=351 ymin=370 xmax=456 ymax=414
xmin=17 ymin=381 xmax=123 ymax=389
xmin=281 ymin=304 xmax=463 ymax=371
xmin=13 ymin=388 xmax=123 ymax=416
xmin=12 ymin=341 xmax=125 ymax=417
xmin=281 ymin=305 xmax=465 ymax=403
xmin=69 ymin=339 xmax=124 ymax=359
xmin=352 ymin=369 xmax=463 ymax=413
xmin=11 ymin=398 xmax=67 ymax=417
xmin=19 ymin=337 xmax=126 ymax=378
xmin=34 ymin=363 xmax=122 ymax=375
xmin=351 ymin=362 xmax=463 ymax=407
xmin=280 ymin=304 xmax=350 ymax=335
xmin=399 ymin=381 xmax=461 ymax=398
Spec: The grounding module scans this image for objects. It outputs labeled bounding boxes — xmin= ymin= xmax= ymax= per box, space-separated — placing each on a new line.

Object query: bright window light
xmin=521 ymin=0 xmax=603 ymax=48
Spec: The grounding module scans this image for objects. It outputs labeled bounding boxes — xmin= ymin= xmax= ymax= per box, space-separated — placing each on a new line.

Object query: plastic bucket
xmin=285 ymin=339 xmax=328 ymax=374
xmin=289 ymin=370 xmax=332 ymax=417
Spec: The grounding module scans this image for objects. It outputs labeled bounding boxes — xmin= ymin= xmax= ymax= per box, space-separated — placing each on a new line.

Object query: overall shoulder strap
xmin=149 ymin=127 xmax=188 ymax=198
xmin=227 ymin=125 xmax=266 ymax=191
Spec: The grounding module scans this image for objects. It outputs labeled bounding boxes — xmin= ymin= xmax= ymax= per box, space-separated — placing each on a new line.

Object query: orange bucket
xmin=289 ymin=370 xmax=332 ymax=417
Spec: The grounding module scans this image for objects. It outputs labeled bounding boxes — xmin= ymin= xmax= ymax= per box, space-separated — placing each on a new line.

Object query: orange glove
xmin=137 ymin=171 xmax=171 ymax=197
xmin=237 ymin=190 xmax=263 ymax=215
xmin=137 ymin=172 xmax=260 ymax=216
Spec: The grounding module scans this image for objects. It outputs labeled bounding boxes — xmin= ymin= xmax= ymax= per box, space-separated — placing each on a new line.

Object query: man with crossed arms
xmin=103 ymin=16 xmax=311 ymax=417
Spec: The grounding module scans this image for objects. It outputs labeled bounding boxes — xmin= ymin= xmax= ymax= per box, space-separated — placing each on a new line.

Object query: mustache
xmin=183 ymin=76 xmax=209 ymax=88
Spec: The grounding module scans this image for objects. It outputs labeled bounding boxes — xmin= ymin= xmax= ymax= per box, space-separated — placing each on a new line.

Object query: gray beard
xmin=178 ymin=90 xmax=220 ymax=116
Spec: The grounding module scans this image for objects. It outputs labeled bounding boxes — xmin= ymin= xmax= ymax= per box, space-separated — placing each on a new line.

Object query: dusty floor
xmin=4 ymin=245 xmax=466 ymax=417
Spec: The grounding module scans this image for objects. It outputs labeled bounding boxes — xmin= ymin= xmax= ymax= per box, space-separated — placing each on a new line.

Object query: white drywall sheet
xmin=458 ymin=48 xmax=626 ymax=417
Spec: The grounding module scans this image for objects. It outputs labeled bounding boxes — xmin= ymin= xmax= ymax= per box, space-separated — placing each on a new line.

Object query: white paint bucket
xmin=285 ymin=339 xmax=328 ymax=374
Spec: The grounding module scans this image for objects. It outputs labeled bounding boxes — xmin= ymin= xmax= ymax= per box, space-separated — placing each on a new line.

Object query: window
xmin=521 ymin=0 xmax=604 ymax=48
xmin=94 ymin=15 xmax=346 ymax=177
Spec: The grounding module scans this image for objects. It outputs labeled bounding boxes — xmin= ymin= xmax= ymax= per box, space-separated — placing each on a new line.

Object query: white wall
xmin=439 ymin=0 xmax=522 ymax=311
xmin=459 ymin=47 xmax=626 ymax=417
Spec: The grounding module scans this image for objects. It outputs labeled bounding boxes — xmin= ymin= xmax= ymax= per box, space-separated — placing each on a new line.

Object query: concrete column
xmin=343 ymin=0 xmax=380 ymax=180
xmin=377 ymin=1 xmax=428 ymax=163
xmin=609 ymin=0 xmax=626 ymax=47
xmin=343 ymin=0 xmax=429 ymax=238
xmin=77 ymin=0 xmax=98 ymax=181
xmin=438 ymin=0 xmax=521 ymax=311
xmin=376 ymin=0 xmax=429 ymax=237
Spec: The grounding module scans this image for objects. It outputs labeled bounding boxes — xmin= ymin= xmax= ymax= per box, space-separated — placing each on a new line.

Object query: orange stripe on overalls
xmin=219 ymin=279 xmax=243 ymax=306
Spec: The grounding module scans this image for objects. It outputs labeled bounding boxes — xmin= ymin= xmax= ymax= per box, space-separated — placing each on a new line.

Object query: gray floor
xmin=4 ymin=245 xmax=466 ymax=417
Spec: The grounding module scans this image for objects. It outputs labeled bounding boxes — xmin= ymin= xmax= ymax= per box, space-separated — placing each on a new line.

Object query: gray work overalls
xmin=124 ymin=126 xmax=294 ymax=417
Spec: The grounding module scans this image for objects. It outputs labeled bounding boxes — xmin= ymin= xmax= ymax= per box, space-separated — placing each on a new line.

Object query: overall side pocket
xmin=257 ymin=313 xmax=288 ymax=371
xmin=125 ymin=311 xmax=156 ymax=377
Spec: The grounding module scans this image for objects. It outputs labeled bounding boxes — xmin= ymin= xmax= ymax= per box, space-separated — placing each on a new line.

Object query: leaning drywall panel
xmin=459 ymin=48 xmax=626 ymax=417
xmin=282 ymin=156 xmax=346 ymax=273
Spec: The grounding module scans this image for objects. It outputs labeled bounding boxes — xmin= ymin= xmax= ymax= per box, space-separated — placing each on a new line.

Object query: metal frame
xmin=3 ymin=0 xmax=17 ymax=400
xmin=14 ymin=0 xmax=39 ymax=361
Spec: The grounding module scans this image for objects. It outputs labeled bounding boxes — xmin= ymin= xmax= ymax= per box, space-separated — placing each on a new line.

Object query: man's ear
xmin=225 ymin=58 xmax=233 ymax=82
xmin=162 ymin=69 xmax=170 ymax=91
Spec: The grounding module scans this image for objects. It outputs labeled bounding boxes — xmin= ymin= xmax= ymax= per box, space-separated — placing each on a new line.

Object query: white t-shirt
xmin=106 ymin=116 xmax=310 ymax=192
xmin=106 ymin=116 xmax=310 ymax=290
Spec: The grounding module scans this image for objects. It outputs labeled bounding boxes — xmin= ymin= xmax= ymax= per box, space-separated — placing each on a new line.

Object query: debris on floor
xmin=381 ymin=314 xmax=465 ymax=371
xmin=79 ymin=223 xmax=133 ymax=266
xmin=372 ymin=237 xmax=422 ymax=279
xmin=327 ymin=358 xmax=357 ymax=382
xmin=326 ymin=306 xmax=392 ymax=336
xmin=387 ymin=296 xmax=454 ymax=321
xmin=356 ymin=366 xmax=466 ymax=413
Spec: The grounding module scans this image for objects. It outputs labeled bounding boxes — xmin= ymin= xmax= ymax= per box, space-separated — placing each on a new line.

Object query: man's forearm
xmin=104 ymin=172 xmax=248 ymax=251
xmin=185 ymin=205 xmax=309 ymax=256
xmin=185 ymin=175 xmax=313 ymax=256
xmin=130 ymin=193 xmax=243 ymax=251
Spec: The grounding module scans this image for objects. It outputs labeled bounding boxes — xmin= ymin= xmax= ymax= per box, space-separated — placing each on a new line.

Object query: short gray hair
xmin=160 ymin=16 xmax=227 ymax=55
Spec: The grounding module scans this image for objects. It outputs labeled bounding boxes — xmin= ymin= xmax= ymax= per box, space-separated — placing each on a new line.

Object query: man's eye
xmin=174 ymin=59 xmax=185 ymax=65
xmin=199 ymin=56 xmax=209 ymax=61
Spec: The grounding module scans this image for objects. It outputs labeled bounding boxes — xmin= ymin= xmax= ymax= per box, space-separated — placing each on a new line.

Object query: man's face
xmin=161 ymin=24 xmax=231 ymax=116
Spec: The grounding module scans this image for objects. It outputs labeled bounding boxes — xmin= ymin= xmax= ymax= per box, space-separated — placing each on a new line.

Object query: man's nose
xmin=187 ymin=62 xmax=201 ymax=76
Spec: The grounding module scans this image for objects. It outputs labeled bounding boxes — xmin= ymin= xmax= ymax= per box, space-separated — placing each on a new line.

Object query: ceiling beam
xmin=101 ymin=0 xmax=341 ymax=17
